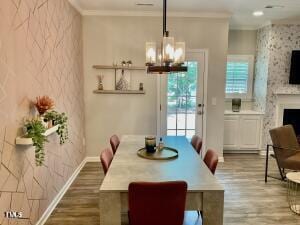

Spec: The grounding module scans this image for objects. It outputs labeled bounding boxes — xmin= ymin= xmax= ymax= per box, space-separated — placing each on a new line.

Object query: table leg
xmin=202 ymin=191 xmax=224 ymax=225
xmin=99 ymin=192 xmax=121 ymax=225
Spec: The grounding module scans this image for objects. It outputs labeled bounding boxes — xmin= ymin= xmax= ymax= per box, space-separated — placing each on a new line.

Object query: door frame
xmin=156 ymin=49 xmax=209 ymax=153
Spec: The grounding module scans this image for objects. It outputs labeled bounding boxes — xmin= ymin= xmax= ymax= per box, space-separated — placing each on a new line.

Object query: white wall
xmin=83 ymin=16 xmax=229 ymax=157
xmin=228 ymin=30 xmax=257 ymax=55
xmin=225 ymin=30 xmax=258 ymax=111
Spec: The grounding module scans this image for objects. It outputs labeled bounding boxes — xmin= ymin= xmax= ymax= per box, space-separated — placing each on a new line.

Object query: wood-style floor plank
xmin=44 ymin=154 xmax=300 ymax=225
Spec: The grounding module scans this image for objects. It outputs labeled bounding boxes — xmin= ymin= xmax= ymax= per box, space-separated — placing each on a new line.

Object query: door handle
xmin=198 ymin=104 xmax=204 ymax=107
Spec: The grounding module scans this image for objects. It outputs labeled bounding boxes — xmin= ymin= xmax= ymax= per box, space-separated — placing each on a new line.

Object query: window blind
xmin=226 ymin=62 xmax=249 ymax=94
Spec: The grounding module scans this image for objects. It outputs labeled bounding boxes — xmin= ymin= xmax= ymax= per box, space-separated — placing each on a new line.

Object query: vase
xmin=116 ymin=71 xmax=129 ymax=91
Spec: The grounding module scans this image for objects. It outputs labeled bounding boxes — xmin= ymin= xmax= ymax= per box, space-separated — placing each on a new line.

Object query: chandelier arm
xmin=163 ymin=0 xmax=167 ymax=36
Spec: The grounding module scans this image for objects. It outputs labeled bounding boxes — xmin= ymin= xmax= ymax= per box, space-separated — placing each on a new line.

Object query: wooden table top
xmin=100 ymin=135 xmax=224 ymax=192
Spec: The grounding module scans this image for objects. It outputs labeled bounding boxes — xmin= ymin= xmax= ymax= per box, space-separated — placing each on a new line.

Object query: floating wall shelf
xmin=16 ymin=125 xmax=59 ymax=145
xmin=93 ymin=90 xmax=145 ymax=94
xmin=93 ymin=65 xmax=145 ymax=70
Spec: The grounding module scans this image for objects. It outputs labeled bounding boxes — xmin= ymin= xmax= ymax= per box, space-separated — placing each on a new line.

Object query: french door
xmin=158 ymin=50 xmax=207 ymax=140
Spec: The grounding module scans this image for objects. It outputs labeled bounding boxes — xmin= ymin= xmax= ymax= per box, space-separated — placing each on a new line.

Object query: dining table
xmin=99 ymin=135 xmax=224 ymax=225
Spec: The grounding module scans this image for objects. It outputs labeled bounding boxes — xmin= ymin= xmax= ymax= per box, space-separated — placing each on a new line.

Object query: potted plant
xmin=23 ymin=118 xmax=48 ymax=166
xmin=35 ymin=96 xmax=55 ymax=115
xmin=44 ymin=110 xmax=68 ymax=144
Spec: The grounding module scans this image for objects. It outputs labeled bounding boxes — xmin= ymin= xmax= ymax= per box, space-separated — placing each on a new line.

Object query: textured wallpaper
xmin=254 ymin=24 xmax=300 ymax=147
xmin=0 ymin=1 xmax=85 ymax=224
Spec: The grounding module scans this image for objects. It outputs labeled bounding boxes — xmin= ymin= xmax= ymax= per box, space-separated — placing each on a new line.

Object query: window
xmin=225 ymin=55 xmax=254 ymax=99
xmin=167 ymin=61 xmax=197 ymax=138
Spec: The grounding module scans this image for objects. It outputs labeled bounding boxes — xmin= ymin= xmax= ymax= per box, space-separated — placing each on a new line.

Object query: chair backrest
xmin=110 ymin=135 xmax=120 ymax=154
xmin=100 ymin=148 xmax=114 ymax=175
xmin=204 ymin=149 xmax=218 ymax=175
xmin=269 ymin=125 xmax=300 ymax=164
xmin=191 ymin=135 xmax=203 ymax=154
xmin=128 ymin=181 xmax=187 ymax=225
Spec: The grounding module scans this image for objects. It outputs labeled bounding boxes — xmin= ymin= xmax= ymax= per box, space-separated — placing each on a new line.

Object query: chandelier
xmin=145 ymin=0 xmax=187 ymax=74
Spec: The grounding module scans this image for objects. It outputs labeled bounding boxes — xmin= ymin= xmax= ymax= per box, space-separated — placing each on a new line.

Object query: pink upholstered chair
xmin=110 ymin=135 xmax=120 ymax=154
xmin=100 ymin=148 xmax=114 ymax=175
xmin=203 ymin=149 xmax=219 ymax=175
xmin=191 ymin=135 xmax=203 ymax=155
xmin=128 ymin=181 xmax=188 ymax=225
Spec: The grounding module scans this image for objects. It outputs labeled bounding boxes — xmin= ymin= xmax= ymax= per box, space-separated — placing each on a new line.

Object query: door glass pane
xmin=177 ymin=130 xmax=186 ymax=136
xmin=186 ymin=130 xmax=195 ymax=139
xmin=187 ymin=97 xmax=196 ymax=129
xmin=167 ymin=130 xmax=176 ymax=136
xmin=167 ymin=61 xmax=198 ymax=137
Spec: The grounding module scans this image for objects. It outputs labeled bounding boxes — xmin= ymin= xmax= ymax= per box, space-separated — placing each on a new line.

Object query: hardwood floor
xmin=44 ymin=154 xmax=300 ymax=225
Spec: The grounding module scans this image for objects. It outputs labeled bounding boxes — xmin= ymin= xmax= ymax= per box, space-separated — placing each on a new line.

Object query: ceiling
xmin=71 ymin=0 xmax=300 ymax=29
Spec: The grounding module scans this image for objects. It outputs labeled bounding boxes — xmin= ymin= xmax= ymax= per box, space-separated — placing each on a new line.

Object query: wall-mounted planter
xmin=15 ymin=125 xmax=59 ymax=145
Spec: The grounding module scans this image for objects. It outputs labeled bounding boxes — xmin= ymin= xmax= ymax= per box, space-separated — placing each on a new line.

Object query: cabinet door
xmin=239 ymin=115 xmax=261 ymax=149
xmin=223 ymin=115 xmax=239 ymax=150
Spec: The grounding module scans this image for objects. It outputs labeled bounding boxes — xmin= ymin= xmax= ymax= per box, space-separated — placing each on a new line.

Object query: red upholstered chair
xmin=191 ymin=135 xmax=203 ymax=155
xmin=128 ymin=181 xmax=187 ymax=225
xmin=110 ymin=135 xmax=120 ymax=154
xmin=100 ymin=148 xmax=114 ymax=175
xmin=204 ymin=149 xmax=219 ymax=175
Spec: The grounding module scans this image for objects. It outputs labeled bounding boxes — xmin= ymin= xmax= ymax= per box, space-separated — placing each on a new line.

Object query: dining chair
xmin=100 ymin=148 xmax=114 ymax=175
xmin=203 ymin=149 xmax=219 ymax=175
xmin=128 ymin=181 xmax=188 ymax=225
xmin=190 ymin=135 xmax=203 ymax=155
xmin=110 ymin=135 xmax=120 ymax=154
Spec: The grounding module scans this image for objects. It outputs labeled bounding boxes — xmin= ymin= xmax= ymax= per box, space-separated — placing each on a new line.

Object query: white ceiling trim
xmin=229 ymin=25 xmax=259 ymax=31
xmin=68 ymin=0 xmax=83 ymax=14
xmin=68 ymin=0 xmax=231 ymax=18
xmin=82 ymin=10 xmax=232 ymax=18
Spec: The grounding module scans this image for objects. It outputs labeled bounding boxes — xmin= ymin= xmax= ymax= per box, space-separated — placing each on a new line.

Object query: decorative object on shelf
xmin=121 ymin=60 xmax=126 ymax=67
xmin=23 ymin=117 xmax=48 ymax=166
xmin=97 ymin=75 xmax=104 ymax=90
xmin=145 ymin=0 xmax=187 ymax=74
xmin=139 ymin=83 xmax=144 ymax=91
xmin=137 ymin=146 xmax=179 ymax=160
xmin=116 ymin=69 xmax=129 ymax=90
xmin=126 ymin=60 xmax=132 ymax=67
xmin=145 ymin=136 xmax=156 ymax=153
xmin=44 ymin=110 xmax=68 ymax=145
xmin=232 ymin=98 xmax=241 ymax=112
xmin=35 ymin=96 xmax=54 ymax=115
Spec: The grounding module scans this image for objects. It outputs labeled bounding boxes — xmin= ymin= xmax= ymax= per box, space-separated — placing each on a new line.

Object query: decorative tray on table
xmin=137 ymin=147 xmax=179 ymax=160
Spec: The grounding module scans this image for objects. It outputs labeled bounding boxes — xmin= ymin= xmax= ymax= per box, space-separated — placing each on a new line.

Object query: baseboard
xmin=36 ymin=157 xmax=87 ymax=225
xmin=218 ymin=156 xmax=224 ymax=162
xmin=85 ymin=156 xmax=100 ymax=162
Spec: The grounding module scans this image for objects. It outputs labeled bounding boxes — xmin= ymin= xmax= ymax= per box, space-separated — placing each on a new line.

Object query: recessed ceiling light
xmin=253 ymin=11 xmax=264 ymax=17
xmin=265 ymin=5 xmax=284 ymax=9
xmin=136 ymin=3 xmax=154 ymax=6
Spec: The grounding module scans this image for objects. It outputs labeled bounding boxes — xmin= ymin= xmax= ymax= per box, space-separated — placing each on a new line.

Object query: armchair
xmin=265 ymin=125 xmax=300 ymax=182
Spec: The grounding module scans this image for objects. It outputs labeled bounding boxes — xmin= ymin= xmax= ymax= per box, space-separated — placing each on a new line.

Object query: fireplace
xmin=283 ymin=109 xmax=300 ymax=142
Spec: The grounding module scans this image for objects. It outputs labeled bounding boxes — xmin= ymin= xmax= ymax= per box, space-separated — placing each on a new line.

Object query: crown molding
xmin=81 ymin=10 xmax=231 ymax=18
xmin=271 ymin=17 xmax=300 ymax=25
xmin=229 ymin=25 xmax=259 ymax=31
xmin=68 ymin=0 xmax=83 ymax=14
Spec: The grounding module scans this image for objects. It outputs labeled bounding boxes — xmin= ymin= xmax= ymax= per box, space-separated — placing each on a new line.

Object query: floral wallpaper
xmin=0 ymin=1 xmax=85 ymax=224
xmin=254 ymin=24 xmax=300 ymax=148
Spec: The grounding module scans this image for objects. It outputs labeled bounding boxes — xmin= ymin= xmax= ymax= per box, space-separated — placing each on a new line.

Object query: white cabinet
xmin=224 ymin=111 xmax=263 ymax=151
xmin=224 ymin=115 xmax=239 ymax=149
